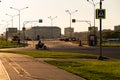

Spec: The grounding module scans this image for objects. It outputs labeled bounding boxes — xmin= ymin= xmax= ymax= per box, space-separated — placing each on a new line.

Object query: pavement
xmin=0 ymin=60 xmax=10 ymax=80
xmin=0 ymin=53 xmax=86 ymax=80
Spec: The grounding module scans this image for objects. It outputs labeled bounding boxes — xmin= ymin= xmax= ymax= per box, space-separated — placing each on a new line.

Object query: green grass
xmin=0 ymin=40 xmax=27 ymax=48
xmin=0 ymin=50 xmax=98 ymax=59
xmin=72 ymin=41 xmax=88 ymax=45
xmin=102 ymin=42 xmax=120 ymax=47
xmin=46 ymin=60 xmax=120 ymax=80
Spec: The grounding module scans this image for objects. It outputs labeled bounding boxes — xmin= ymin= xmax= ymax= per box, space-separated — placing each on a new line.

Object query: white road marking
xmin=0 ymin=60 xmax=11 ymax=80
xmin=8 ymin=57 xmax=31 ymax=77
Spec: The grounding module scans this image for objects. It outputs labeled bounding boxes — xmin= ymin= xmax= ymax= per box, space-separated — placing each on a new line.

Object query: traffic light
xmin=22 ymin=27 xmax=26 ymax=31
xmin=39 ymin=19 xmax=43 ymax=23
xmin=72 ymin=19 xmax=76 ymax=23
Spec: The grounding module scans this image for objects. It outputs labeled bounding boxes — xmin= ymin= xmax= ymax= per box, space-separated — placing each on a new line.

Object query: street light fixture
xmin=6 ymin=13 xmax=18 ymax=27
xmin=65 ymin=10 xmax=78 ymax=28
xmin=48 ymin=16 xmax=57 ymax=26
xmin=65 ymin=10 xmax=78 ymax=37
xmin=48 ymin=16 xmax=57 ymax=38
xmin=10 ymin=7 xmax=28 ymax=41
xmin=87 ymin=0 xmax=99 ymax=35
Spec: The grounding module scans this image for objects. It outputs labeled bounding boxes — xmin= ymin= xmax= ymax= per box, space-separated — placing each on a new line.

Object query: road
xmin=41 ymin=40 xmax=120 ymax=59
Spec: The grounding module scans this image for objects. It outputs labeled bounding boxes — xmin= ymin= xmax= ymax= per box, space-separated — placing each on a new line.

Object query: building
xmin=25 ymin=26 xmax=61 ymax=40
xmin=114 ymin=25 xmax=120 ymax=31
xmin=64 ymin=27 xmax=74 ymax=37
xmin=73 ymin=31 xmax=90 ymax=40
xmin=88 ymin=26 xmax=98 ymax=34
xmin=6 ymin=28 xmax=18 ymax=40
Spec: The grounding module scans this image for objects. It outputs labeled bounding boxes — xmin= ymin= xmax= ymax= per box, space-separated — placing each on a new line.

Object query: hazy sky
xmin=0 ymin=0 xmax=120 ymax=34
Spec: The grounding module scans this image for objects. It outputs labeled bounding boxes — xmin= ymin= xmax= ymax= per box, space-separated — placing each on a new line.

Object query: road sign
xmin=22 ymin=27 xmax=26 ymax=31
xmin=96 ymin=9 xmax=106 ymax=19
xmin=39 ymin=19 xmax=43 ymax=23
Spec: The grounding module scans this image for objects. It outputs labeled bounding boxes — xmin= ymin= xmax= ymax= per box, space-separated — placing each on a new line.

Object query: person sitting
xmin=38 ymin=40 xmax=44 ymax=48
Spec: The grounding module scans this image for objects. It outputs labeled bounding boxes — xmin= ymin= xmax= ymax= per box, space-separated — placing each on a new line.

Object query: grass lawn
xmin=46 ymin=60 xmax=120 ymax=80
xmin=101 ymin=42 xmax=120 ymax=47
xmin=0 ymin=40 xmax=27 ymax=48
xmin=0 ymin=50 xmax=98 ymax=59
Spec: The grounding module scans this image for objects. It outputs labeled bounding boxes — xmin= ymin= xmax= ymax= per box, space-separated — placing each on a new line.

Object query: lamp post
xmin=48 ymin=16 xmax=57 ymax=26
xmin=6 ymin=14 xmax=18 ymax=27
xmin=87 ymin=0 xmax=99 ymax=35
xmin=65 ymin=10 xmax=78 ymax=37
xmin=10 ymin=7 xmax=28 ymax=41
xmin=48 ymin=16 xmax=57 ymax=38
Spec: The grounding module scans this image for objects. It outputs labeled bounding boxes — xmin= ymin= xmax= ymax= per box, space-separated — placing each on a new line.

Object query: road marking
xmin=0 ymin=60 xmax=11 ymax=80
xmin=7 ymin=57 xmax=31 ymax=77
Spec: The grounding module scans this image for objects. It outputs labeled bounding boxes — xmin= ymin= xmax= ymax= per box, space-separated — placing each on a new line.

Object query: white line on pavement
xmin=0 ymin=60 xmax=11 ymax=80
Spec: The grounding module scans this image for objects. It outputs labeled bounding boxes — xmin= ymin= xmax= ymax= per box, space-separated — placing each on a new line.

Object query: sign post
xmin=97 ymin=0 xmax=105 ymax=60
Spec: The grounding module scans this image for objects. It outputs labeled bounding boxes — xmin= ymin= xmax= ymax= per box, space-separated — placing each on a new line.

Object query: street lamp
xmin=48 ymin=16 xmax=57 ymax=26
xmin=10 ymin=7 xmax=28 ymax=41
xmin=48 ymin=16 xmax=57 ymax=39
xmin=87 ymin=0 xmax=99 ymax=35
xmin=6 ymin=13 xmax=18 ymax=27
xmin=65 ymin=10 xmax=78 ymax=37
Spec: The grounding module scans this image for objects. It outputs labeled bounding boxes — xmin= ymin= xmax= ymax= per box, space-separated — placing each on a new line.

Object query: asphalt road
xmin=1 ymin=40 xmax=120 ymax=59
xmin=42 ymin=40 xmax=120 ymax=59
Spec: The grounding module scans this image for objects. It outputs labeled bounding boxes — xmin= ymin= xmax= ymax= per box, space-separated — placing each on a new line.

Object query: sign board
xmin=8 ymin=28 xmax=17 ymax=33
xmin=39 ymin=19 xmax=43 ymax=23
xmin=96 ymin=9 xmax=106 ymax=19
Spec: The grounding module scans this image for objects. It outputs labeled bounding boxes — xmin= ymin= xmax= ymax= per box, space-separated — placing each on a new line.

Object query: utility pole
xmin=66 ymin=10 xmax=78 ymax=38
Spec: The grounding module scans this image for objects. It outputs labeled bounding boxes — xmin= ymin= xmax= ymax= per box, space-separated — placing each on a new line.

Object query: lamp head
xmin=10 ymin=7 xmax=13 ymax=9
xmin=75 ymin=10 xmax=78 ymax=12
xmin=65 ymin=10 xmax=69 ymax=12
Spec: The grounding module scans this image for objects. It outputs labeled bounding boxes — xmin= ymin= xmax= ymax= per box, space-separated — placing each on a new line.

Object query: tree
xmin=102 ymin=31 xmax=120 ymax=39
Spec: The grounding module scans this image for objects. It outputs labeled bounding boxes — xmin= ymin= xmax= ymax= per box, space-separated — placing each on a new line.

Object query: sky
xmin=0 ymin=0 xmax=120 ymax=34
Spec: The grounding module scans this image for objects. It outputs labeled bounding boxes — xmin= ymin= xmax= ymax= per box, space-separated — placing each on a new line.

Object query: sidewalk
xmin=0 ymin=60 xmax=10 ymax=80
xmin=0 ymin=53 xmax=86 ymax=80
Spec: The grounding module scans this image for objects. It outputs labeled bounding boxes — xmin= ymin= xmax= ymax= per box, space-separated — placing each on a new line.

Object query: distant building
xmin=73 ymin=31 xmax=90 ymax=40
xmin=64 ymin=27 xmax=74 ymax=37
xmin=25 ymin=26 xmax=61 ymax=40
xmin=6 ymin=28 xmax=18 ymax=40
xmin=114 ymin=25 xmax=120 ymax=31
xmin=88 ymin=26 xmax=98 ymax=34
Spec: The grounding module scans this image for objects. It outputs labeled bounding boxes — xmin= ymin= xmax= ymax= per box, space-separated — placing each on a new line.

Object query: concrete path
xmin=0 ymin=60 xmax=10 ymax=80
xmin=0 ymin=53 xmax=85 ymax=80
